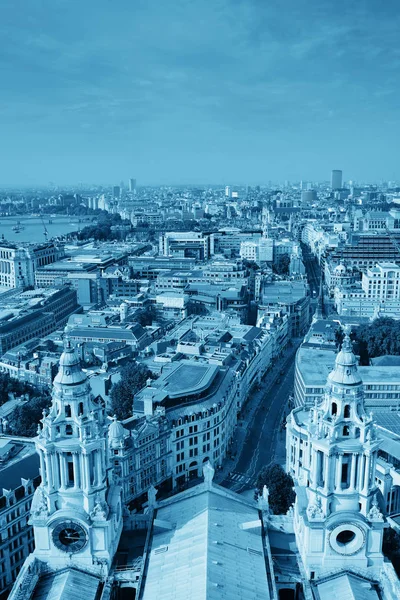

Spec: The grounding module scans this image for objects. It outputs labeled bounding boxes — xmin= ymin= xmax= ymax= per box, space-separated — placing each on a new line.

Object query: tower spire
xmin=287 ymin=326 xmax=385 ymax=579
xmin=30 ymin=340 xmax=123 ymax=575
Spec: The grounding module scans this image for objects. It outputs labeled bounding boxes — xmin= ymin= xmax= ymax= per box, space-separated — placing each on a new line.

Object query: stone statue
xmin=257 ymin=485 xmax=270 ymax=513
xmin=147 ymin=485 xmax=158 ymax=508
xmin=203 ymin=461 xmax=215 ymax=488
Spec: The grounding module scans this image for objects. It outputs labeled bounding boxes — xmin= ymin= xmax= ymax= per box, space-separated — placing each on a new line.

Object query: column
xmin=323 ymin=454 xmax=330 ymax=493
xmin=335 ymin=453 xmax=343 ymax=492
xmin=312 ymin=450 xmax=318 ymax=486
xmin=357 ymin=454 xmax=365 ymax=491
xmin=39 ymin=450 xmax=46 ymax=486
xmin=44 ymin=453 xmax=53 ymax=491
xmin=84 ymin=454 xmax=91 ymax=491
xmin=73 ymin=453 xmax=81 ymax=489
xmin=52 ymin=453 xmax=60 ymax=489
xmin=80 ymin=454 xmax=86 ymax=490
xmin=59 ymin=454 xmax=67 ymax=489
xmin=362 ymin=454 xmax=371 ymax=495
xmin=96 ymin=450 xmax=103 ymax=486
xmin=349 ymin=453 xmax=357 ymax=491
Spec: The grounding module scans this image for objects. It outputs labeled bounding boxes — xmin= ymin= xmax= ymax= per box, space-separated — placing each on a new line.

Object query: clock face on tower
xmin=328 ymin=522 xmax=365 ymax=556
xmin=52 ymin=520 xmax=88 ymax=553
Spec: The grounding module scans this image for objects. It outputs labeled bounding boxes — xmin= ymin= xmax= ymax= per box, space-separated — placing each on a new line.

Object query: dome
xmin=328 ymin=333 xmax=362 ymax=386
xmin=53 ymin=340 xmax=87 ymax=386
xmin=108 ymin=416 xmax=126 ymax=448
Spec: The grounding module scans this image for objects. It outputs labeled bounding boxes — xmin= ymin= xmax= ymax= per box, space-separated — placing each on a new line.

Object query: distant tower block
xmin=129 ymin=178 xmax=136 ymax=192
xmin=331 ymin=170 xmax=343 ymax=190
xmin=225 ymin=186 xmax=231 ymax=198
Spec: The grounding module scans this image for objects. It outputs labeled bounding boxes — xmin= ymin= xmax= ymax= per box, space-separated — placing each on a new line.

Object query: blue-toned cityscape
xmin=2 ymin=0 xmax=400 ymax=598
xmin=1 ymin=178 xmax=400 ymax=600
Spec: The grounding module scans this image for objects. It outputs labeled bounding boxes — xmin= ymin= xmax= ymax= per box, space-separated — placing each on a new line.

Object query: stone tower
xmin=30 ymin=341 xmax=122 ymax=574
xmin=287 ymin=331 xmax=385 ymax=578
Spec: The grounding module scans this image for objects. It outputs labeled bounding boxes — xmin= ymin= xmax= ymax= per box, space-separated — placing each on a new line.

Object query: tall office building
xmin=112 ymin=185 xmax=121 ymax=198
xmin=225 ymin=185 xmax=231 ymax=198
xmin=331 ymin=169 xmax=343 ymax=190
xmin=129 ymin=178 xmax=136 ymax=192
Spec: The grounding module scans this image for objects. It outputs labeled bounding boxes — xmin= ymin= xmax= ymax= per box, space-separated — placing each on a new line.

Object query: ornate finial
xmin=62 ymin=331 xmax=72 ymax=351
xmin=341 ymin=325 xmax=352 ymax=350
xmin=367 ymin=494 xmax=383 ymax=522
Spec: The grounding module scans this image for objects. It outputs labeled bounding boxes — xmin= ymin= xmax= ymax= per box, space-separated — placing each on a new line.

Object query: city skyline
xmin=1 ymin=0 xmax=400 ymax=185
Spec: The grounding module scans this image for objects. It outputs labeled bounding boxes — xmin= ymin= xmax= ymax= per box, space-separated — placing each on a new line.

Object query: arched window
xmin=344 ymin=405 xmax=350 ymax=418
xmin=65 ymin=405 xmax=71 ymax=418
xmin=78 ymin=402 xmax=84 ymax=416
xmin=343 ymin=425 xmax=350 ymax=436
xmin=65 ymin=424 xmax=73 ymax=436
xmin=331 ymin=402 xmax=337 ymax=416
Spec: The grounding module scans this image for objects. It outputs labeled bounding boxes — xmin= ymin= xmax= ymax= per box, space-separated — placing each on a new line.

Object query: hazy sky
xmin=1 ymin=0 xmax=400 ymax=185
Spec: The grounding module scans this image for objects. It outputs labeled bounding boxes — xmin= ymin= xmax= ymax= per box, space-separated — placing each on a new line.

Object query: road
xmin=300 ymin=242 xmax=320 ymax=297
xmin=220 ymin=344 xmax=298 ymax=494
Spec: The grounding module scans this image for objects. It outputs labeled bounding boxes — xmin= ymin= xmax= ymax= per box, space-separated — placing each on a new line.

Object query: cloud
xmin=0 ymin=0 xmax=400 ymax=183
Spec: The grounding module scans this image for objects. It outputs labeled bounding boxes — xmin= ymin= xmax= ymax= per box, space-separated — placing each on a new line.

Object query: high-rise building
xmin=112 ymin=185 xmax=121 ymax=198
xmin=129 ymin=178 xmax=136 ymax=192
xmin=225 ymin=185 xmax=231 ymax=198
xmin=331 ymin=169 xmax=343 ymax=190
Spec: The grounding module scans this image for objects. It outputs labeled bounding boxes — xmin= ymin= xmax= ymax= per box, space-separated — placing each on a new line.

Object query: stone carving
xmin=32 ymin=486 xmax=48 ymax=517
xmin=90 ymin=493 xmax=108 ymax=521
xmin=367 ymin=496 xmax=384 ymax=522
xmin=306 ymin=496 xmax=324 ymax=521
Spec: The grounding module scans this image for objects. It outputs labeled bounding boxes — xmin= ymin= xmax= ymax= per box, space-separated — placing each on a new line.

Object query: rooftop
xmin=142 ymin=482 xmax=271 ymax=600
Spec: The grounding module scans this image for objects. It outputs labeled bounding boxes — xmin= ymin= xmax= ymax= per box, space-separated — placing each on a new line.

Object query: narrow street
xmin=218 ymin=342 xmax=300 ymax=494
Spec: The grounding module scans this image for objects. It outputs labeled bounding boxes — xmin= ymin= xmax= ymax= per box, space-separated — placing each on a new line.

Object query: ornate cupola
xmin=30 ymin=340 xmax=122 ymax=575
xmin=287 ymin=329 xmax=385 ymax=579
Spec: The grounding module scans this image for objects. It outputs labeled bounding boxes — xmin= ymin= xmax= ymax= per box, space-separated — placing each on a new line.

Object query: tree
xmin=136 ymin=305 xmax=156 ymax=327
xmin=349 ymin=318 xmax=400 ymax=364
xmin=383 ymin=527 xmax=400 ymax=577
xmin=0 ymin=373 xmax=31 ymax=406
xmin=273 ymin=253 xmax=291 ymax=276
xmin=8 ymin=395 xmax=51 ymax=437
xmin=255 ymin=463 xmax=295 ymax=514
xmin=110 ymin=362 xmax=153 ymax=420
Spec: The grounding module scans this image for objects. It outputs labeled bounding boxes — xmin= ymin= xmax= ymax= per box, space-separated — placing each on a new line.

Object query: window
xmin=344 ymin=405 xmax=350 ymax=418
xmin=65 ymin=405 xmax=71 ymax=418
xmin=331 ymin=402 xmax=337 ymax=416
xmin=343 ymin=426 xmax=350 ymax=436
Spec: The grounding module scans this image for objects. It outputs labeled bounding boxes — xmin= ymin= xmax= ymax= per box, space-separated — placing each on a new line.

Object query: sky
xmin=1 ymin=0 xmax=400 ymax=186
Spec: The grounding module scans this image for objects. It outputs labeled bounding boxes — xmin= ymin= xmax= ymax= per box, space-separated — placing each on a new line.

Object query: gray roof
xmin=32 ymin=568 xmax=100 ymax=600
xmin=0 ymin=452 xmax=39 ymax=492
xmin=142 ymin=484 xmax=271 ymax=600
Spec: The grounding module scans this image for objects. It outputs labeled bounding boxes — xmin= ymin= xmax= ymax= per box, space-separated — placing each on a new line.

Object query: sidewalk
xmin=214 ymin=340 xmax=301 ymax=485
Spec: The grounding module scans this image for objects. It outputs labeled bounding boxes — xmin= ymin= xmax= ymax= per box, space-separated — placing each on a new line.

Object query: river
xmin=0 ymin=216 xmax=91 ymax=244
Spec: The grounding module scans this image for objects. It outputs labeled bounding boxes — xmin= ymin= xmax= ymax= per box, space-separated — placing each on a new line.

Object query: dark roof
xmin=0 ymin=452 xmax=40 ymax=492
xmin=370 ymin=355 xmax=400 ymax=367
